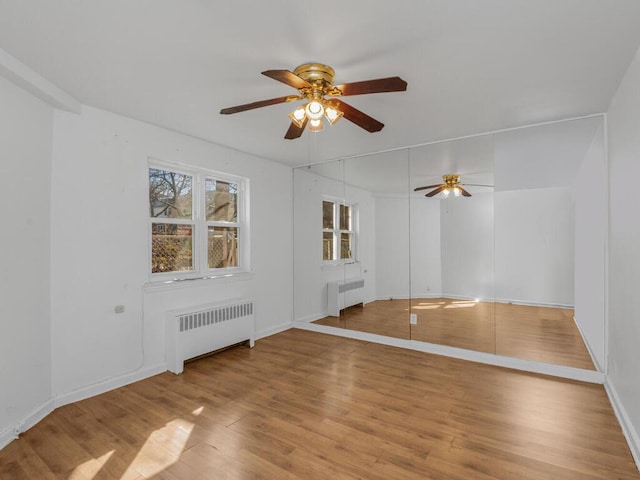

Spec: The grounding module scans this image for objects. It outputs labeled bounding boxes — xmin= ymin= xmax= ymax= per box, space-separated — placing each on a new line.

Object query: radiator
xmin=327 ymin=278 xmax=365 ymax=317
xmin=165 ymin=298 xmax=255 ymax=374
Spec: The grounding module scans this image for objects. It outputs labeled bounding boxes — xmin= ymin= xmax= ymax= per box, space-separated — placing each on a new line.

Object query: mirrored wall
xmin=293 ymin=115 xmax=606 ymax=373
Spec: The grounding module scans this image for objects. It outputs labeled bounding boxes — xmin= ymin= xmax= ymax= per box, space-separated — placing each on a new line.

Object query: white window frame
xmin=148 ymin=159 xmax=249 ymax=281
xmin=322 ymin=197 xmax=357 ymax=264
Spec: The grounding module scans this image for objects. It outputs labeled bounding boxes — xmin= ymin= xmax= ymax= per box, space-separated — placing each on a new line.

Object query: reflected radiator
xmin=165 ymin=298 xmax=255 ymax=374
xmin=327 ymin=278 xmax=365 ymax=317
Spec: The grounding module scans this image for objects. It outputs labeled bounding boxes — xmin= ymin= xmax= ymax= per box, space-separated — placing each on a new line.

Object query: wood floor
xmin=314 ymin=298 xmax=596 ymax=370
xmin=1 ymin=329 xmax=637 ymax=479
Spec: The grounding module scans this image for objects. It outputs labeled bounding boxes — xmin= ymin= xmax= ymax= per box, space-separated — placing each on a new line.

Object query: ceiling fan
xmin=414 ymin=174 xmax=493 ymax=198
xmin=220 ymin=63 xmax=407 ymax=139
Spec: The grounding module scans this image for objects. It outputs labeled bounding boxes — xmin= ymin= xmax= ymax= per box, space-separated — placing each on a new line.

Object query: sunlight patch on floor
xmin=68 ymin=450 xmax=114 ymax=480
xmin=122 ymin=417 xmax=195 ymax=478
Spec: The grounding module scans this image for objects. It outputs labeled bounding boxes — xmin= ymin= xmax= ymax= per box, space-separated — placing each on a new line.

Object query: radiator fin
xmin=178 ymin=301 xmax=254 ymax=333
xmin=338 ymin=278 xmax=365 ymax=294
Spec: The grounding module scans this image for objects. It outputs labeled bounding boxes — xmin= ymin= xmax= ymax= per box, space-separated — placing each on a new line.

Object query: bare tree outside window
xmin=149 ymin=168 xmax=194 ymax=273
xmin=148 ymin=165 xmax=246 ymax=277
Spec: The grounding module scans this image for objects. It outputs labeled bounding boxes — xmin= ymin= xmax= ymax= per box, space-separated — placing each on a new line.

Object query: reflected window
xmin=323 ymin=199 xmax=356 ymax=262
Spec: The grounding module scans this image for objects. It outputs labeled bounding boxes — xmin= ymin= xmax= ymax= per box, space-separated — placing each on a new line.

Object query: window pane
xmin=340 ymin=204 xmax=351 ymax=231
xmin=340 ymin=233 xmax=352 ymax=259
xmin=149 ymin=168 xmax=192 ymax=219
xmin=151 ymin=223 xmax=193 ymax=273
xmin=323 ymin=232 xmax=334 ymax=261
xmin=208 ymin=226 xmax=238 ymax=268
xmin=323 ymin=201 xmax=334 ymax=229
xmin=206 ymin=179 xmax=238 ymax=222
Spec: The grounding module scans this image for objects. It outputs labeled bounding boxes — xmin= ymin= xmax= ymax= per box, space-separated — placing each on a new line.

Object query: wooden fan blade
xmin=414 ymin=184 xmax=442 ymax=191
xmin=462 ymin=183 xmax=494 ymax=187
xmin=220 ymin=95 xmax=301 ymax=115
xmin=262 ymin=69 xmax=312 ymax=90
xmin=425 ymin=186 xmax=446 ymax=197
xmin=459 ymin=187 xmax=472 ymax=197
xmin=334 ymin=76 xmax=407 ymax=96
xmin=331 ymin=100 xmax=384 ymax=133
xmin=284 ymin=117 xmax=308 ymax=140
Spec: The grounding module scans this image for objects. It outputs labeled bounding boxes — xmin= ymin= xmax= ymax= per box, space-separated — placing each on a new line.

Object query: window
xmin=323 ymin=199 xmax=355 ymax=262
xmin=149 ymin=163 xmax=247 ymax=279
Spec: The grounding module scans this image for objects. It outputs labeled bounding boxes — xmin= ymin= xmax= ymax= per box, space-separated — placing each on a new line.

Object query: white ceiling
xmin=0 ymin=1 xmax=639 ymax=167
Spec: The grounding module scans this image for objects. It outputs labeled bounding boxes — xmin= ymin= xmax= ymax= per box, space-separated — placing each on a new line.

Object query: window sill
xmin=143 ymin=271 xmax=255 ymax=293
xmin=321 ymin=261 xmax=359 ymax=271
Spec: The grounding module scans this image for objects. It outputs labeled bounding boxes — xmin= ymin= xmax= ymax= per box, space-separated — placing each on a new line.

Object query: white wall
xmin=409 ymin=198 xmax=442 ymax=297
xmin=607 ymin=45 xmax=640 ymax=464
xmin=494 ymin=187 xmax=574 ymax=306
xmin=375 ymin=196 xmax=410 ymax=299
xmin=441 ymin=194 xmax=495 ymax=299
xmin=375 ymin=195 xmax=442 ymax=300
xmin=0 ymin=75 xmax=53 ymax=440
xmin=573 ymin=124 xmax=606 ymax=369
xmin=293 ymin=168 xmax=375 ymax=321
xmin=50 ymin=106 xmax=292 ymax=397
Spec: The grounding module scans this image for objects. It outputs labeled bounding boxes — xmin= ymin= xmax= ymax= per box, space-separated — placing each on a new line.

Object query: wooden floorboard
xmin=0 ymin=329 xmax=636 ymax=479
xmin=314 ymin=298 xmax=596 ymax=369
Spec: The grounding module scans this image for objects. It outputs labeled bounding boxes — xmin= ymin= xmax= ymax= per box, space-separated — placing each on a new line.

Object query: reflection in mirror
xmin=293 ymin=115 xmax=606 ymax=373
xmin=408 ymin=135 xmax=496 ymax=353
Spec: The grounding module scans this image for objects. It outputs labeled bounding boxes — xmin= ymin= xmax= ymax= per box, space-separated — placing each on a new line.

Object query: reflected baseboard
xmin=293 ymin=321 xmax=605 ymax=384
xmin=573 ymin=315 xmax=604 ymax=372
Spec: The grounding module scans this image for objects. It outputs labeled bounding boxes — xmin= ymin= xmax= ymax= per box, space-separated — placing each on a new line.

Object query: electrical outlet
xmin=409 ymin=313 xmax=417 ymax=325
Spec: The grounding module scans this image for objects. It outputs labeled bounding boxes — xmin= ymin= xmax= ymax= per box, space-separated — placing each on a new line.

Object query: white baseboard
xmin=0 ymin=398 xmax=56 ymax=450
xmin=0 ymin=426 xmax=14 ymax=451
xmin=255 ymin=321 xmax=292 ymax=340
xmin=572 ymin=315 xmax=604 ymax=372
xmin=53 ymin=363 xmax=167 ymax=408
xmin=1 ymin=362 xmax=166 ymax=452
xmin=492 ymin=297 xmax=574 ymax=309
xmin=293 ymin=322 xmax=605 ymax=384
xmin=605 ymin=379 xmax=640 ymax=471
xmin=294 ymin=313 xmax=326 ymax=323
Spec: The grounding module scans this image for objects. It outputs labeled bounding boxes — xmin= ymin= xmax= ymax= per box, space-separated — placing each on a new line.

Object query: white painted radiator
xmin=165 ymin=298 xmax=255 ymax=374
xmin=327 ymin=278 xmax=365 ymax=317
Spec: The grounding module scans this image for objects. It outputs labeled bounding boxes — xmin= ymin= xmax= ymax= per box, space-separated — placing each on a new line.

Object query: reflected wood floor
xmin=314 ymin=298 xmax=595 ymax=370
xmin=1 ymin=329 xmax=637 ymax=479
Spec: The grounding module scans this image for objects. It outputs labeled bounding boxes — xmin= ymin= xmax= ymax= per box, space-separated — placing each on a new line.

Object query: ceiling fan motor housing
xmin=443 ymin=174 xmax=460 ymax=186
xmin=293 ymin=63 xmax=335 ymax=86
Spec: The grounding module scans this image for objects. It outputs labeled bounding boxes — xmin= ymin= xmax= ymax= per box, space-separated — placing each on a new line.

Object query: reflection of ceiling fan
xmin=414 ymin=174 xmax=493 ymax=198
xmin=220 ymin=63 xmax=407 ymax=139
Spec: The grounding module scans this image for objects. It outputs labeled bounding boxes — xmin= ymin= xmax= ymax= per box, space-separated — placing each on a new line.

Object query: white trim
xmin=1 ymin=363 xmax=165 ymax=451
xmin=573 ymin=315 xmax=603 ymax=372
xmin=293 ymin=323 xmax=605 ymax=384
xmin=605 ymin=379 xmax=640 ymax=471
xmin=0 ymin=426 xmax=14 ymax=451
xmin=0 ymin=47 xmax=81 ymax=113
xmin=295 ymin=313 xmax=327 ymax=324
xmin=53 ymin=364 xmax=167 ymax=408
xmin=0 ymin=398 xmax=56 ymax=450
xmin=255 ymin=322 xmax=292 ymax=340
xmin=602 ymin=113 xmax=610 ymax=374
xmin=143 ymin=271 xmax=255 ymax=293
xmin=491 ymin=297 xmax=574 ymax=309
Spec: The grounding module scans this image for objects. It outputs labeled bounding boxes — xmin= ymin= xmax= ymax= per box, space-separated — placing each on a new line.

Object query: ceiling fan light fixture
xmin=324 ymin=105 xmax=343 ymax=125
xmin=309 ymin=118 xmax=324 ymax=132
xmin=306 ymin=100 xmax=324 ymax=120
xmin=442 ymin=188 xmax=450 ymax=198
xmin=288 ymin=105 xmax=307 ymax=128
xmin=453 ymin=187 xmax=461 ymax=197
